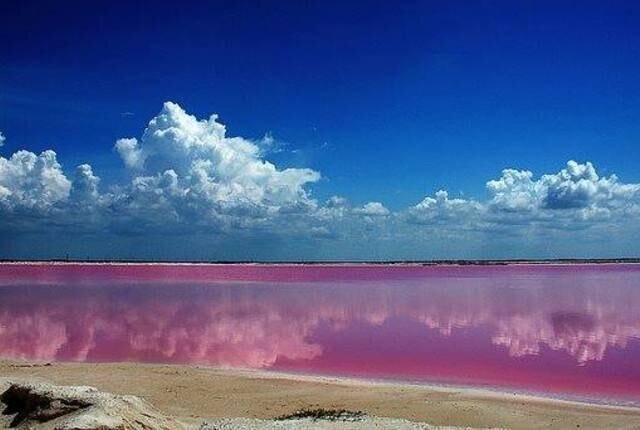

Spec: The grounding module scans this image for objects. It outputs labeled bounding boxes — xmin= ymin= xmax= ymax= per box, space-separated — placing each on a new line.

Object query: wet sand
xmin=1 ymin=361 xmax=639 ymax=429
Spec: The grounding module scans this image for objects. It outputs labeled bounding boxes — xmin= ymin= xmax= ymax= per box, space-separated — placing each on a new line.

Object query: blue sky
xmin=1 ymin=1 xmax=640 ymax=260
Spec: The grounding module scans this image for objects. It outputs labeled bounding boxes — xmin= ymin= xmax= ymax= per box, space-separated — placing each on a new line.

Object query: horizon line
xmin=2 ymin=258 xmax=640 ymax=265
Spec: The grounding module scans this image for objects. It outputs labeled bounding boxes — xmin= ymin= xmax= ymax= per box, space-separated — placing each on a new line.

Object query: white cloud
xmin=407 ymin=190 xmax=482 ymax=224
xmin=0 ymin=131 xmax=5 ymax=147
xmin=71 ymin=164 xmax=100 ymax=201
xmin=114 ymin=102 xmax=320 ymax=218
xmin=487 ymin=169 xmax=540 ymax=212
xmin=401 ymin=161 xmax=640 ymax=245
xmin=0 ymin=150 xmax=71 ymax=210
xmin=486 ymin=160 xmax=640 ymax=218
xmin=541 ymin=160 xmax=640 ymax=210
xmin=114 ymin=138 xmax=144 ymax=170
xmin=355 ymin=201 xmax=390 ymax=217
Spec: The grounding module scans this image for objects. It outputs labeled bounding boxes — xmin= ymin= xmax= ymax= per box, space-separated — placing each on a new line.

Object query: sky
xmin=1 ymin=0 xmax=640 ymax=261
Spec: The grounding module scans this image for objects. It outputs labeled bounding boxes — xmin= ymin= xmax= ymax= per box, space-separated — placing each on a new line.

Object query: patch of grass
xmin=276 ymin=408 xmax=365 ymax=422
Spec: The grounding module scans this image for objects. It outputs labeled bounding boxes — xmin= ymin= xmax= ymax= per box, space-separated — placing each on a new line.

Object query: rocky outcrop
xmin=0 ymin=381 xmax=184 ymax=429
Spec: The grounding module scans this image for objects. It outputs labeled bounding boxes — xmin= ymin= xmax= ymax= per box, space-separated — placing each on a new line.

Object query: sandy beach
xmin=1 ymin=360 xmax=639 ymax=429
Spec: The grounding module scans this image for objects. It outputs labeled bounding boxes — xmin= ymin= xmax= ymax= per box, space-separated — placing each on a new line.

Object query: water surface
xmin=1 ymin=263 xmax=639 ymax=405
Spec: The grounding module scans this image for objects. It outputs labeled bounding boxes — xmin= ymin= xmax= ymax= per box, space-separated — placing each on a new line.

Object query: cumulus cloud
xmin=407 ymin=190 xmax=482 ymax=225
xmin=0 ymin=131 xmax=5 ymax=147
xmin=355 ymin=201 xmax=390 ymax=217
xmin=114 ymin=138 xmax=144 ymax=169
xmin=487 ymin=169 xmax=540 ymax=212
xmin=542 ymin=161 xmax=640 ymax=210
xmin=1 ymin=103 xmax=640 ymax=259
xmin=71 ymin=164 xmax=100 ymax=202
xmin=113 ymin=102 xmax=320 ymax=220
xmin=487 ymin=161 xmax=640 ymax=215
xmin=0 ymin=150 xmax=71 ymax=210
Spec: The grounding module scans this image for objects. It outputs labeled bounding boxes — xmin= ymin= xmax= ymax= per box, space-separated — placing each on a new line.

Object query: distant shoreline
xmin=1 ymin=258 xmax=639 ymax=266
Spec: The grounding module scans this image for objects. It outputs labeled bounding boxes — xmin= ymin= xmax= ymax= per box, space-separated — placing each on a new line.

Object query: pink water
xmin=1 ymin=263 xmax=640 ymax=405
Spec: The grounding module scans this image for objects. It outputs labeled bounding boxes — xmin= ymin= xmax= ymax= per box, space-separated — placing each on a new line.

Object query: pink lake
xmin=1 ymin=263 xmax=640 ymax=405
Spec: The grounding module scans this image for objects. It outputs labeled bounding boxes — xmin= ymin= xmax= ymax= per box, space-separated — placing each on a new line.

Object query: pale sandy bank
xmin=1 ymin=361 xmax=639 ymax=429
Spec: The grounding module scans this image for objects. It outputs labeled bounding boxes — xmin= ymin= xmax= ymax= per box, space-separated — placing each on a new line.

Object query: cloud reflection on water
xmin=1 ymin=273 xmax=639 ymax=369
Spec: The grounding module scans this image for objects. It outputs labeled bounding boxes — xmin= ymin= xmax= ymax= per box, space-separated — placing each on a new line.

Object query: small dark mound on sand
xmin=276 ymin=408 xmax=365 ymax=422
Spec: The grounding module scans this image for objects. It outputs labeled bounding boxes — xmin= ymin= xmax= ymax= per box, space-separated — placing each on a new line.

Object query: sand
xmin=2 ymin=361 xmax=640 ymax=429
